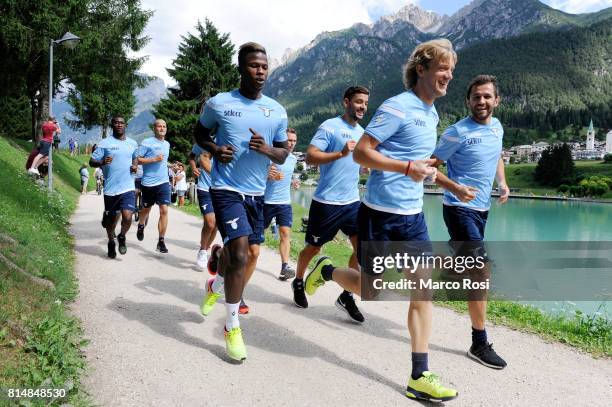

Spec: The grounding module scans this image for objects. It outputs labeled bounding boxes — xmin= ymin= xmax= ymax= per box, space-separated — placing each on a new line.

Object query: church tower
xmin=586 ymin=119 xmax=595 ymax=150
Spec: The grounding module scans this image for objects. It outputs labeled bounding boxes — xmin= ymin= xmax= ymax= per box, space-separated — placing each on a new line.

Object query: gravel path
xmin=71 ymin=193 xmax=612 ymax=406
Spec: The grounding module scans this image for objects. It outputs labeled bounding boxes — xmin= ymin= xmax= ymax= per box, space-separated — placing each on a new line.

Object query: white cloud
xmin=134 ymin=0 xmax=409 ymax=86
xmin=544 ymin=0 xmax=612 ymax=14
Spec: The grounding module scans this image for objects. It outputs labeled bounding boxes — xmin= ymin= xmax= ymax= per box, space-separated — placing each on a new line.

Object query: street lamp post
xmin=48 ymin=31 xmax=80 ymax=191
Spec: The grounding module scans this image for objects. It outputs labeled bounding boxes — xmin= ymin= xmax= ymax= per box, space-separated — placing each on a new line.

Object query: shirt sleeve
xmin=138 ymin=142 xmax=150 ymax=158
xmin=364 ymin=99 xmax=405 ymax=143
xmin=131 ymin=141 xmax=139 ymax=160
xmin=199 ymin=98 xmax=218 ymax=129
xmin=274 ymin=108 xmax=288 ymax=143
xmin=432 ymin=126 xmax=461 ymax=162
xmin=309 ymin=124 xmax=334 ymax=152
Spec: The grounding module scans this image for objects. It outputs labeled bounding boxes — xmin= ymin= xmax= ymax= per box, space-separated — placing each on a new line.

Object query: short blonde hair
xmin=403 ymin=39 xmax=457 ymax=89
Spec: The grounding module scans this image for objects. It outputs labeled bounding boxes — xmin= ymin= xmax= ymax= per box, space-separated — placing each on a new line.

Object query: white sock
xmin=225 ymin=302 xmax=240 ymax=330
xmin=211 ymin=274 xmax=224 ymax=293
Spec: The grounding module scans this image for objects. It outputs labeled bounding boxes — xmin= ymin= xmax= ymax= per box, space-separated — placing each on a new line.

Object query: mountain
xmin=266 ymin=0 xmax=612 ymax=150
xmin=53 ymin=76 xmax=167 ymax=147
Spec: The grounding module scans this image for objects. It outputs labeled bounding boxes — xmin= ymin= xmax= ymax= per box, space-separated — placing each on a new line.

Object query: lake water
xmin=292 ymin=188 xmax=612 ymax=318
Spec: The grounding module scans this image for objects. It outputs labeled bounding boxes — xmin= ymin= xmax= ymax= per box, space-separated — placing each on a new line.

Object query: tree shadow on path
xmin=108 ymin=297 xmax=227 ymax=362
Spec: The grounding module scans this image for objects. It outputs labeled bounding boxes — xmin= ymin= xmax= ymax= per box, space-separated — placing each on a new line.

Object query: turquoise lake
xmin=292 ymin=188 xmax=612 ymax=318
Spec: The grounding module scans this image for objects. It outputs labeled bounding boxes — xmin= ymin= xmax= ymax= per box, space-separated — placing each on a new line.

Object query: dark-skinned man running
xmin=89 ymin=116 xmax=138 ymax=258
xmin=195 ymin=42 xmax=289 ymax=361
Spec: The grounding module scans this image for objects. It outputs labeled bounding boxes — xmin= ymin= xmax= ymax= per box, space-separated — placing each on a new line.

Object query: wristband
xmin=404 ymin=161 xmax=412 ymax=176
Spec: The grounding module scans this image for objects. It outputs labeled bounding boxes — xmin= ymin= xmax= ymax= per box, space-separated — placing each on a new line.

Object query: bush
xmin=558 ymin=184 xmax=569 ymax=193
xmin=299 ymin=172 xmax=308 ymax=181
xmin=604 ymin=154 xmax=612 ymax=163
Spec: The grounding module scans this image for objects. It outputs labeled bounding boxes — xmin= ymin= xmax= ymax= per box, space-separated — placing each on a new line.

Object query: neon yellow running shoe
xmin=200 ymin=278 xmax=221 ymax=316
xmin=406 ymin=371 xmax=458 ymax=402
xmin=225 ymin=327 xmax=247 ymax=361
xmin=305 ymin=256 xmax=332 ymax=296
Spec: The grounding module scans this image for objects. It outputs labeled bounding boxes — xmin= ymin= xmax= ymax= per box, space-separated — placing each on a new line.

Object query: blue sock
xmin=411 ymin=352 xmax=428 ymax=380
xmin=472 ymin=327 xmax=487 ymax=346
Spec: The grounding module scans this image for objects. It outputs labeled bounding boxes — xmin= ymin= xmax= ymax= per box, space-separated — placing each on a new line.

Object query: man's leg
xmin=105 ymin=212 xmax=120 ymax=258
xmin=279 ymin=225 xmax=291 ymax=267
xmin=203 ymin=213 xmax=217 ymax=249
xmin=158 ymin=204 xmax=168 ymax=238
xmin=29 ymin=154 xmax=45 ymax=170
xmin=296 ymin=244 xmax=321 ymax=279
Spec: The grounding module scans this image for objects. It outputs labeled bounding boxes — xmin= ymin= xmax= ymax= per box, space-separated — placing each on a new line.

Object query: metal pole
xmin=48 ymin=39 xmax=54 ymax=191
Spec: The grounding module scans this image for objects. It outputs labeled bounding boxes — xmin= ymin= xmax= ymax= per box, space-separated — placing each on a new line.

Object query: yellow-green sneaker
xmin=225 ymin=327 xmax=247 ymax=361
xmin=305 ymin=256 xmax=332 ymax=296
xmin=406 ymin=371 xmax=458 ymax=402
xmin=200 ymin=278 xmax=221 ymax=316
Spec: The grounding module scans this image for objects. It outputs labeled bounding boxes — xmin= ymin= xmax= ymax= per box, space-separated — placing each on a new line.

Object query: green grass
xmin=504 ymin=161 xmax=612 ymax=198
xmin=0 ymin=136 xmax=91 ymax=406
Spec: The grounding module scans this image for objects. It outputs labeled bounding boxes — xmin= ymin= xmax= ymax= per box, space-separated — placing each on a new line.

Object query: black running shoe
xmin=292 ymin=279 xmax=308 ymax=308
xmin=336 ymin=291 xmax=364 ymax=323
xmin=136 ymin=224 xmax=145 ymax=241
xmin=107 ymin=239 xmax=117 ymax=259
xmin=467 ymin=343 xmax=507 ymax=369
xmin=279 ymin=266 xmax=296 ymax=281
xmin=117 ymin=234 xmax=127 ymax=255
xmin=156 ymin=239 xmax=168 ymax=253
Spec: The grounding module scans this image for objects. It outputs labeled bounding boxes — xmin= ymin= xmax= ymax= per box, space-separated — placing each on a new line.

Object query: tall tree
xmin=0 ymin=0 xmax=151 ymax=140
xmin=152 ymin=19 xmax=239 ymax=162
xmin=65 ymin=0 xmax=152 ymax=138
xmin=535 ymin=143 xmax=575 ymax=186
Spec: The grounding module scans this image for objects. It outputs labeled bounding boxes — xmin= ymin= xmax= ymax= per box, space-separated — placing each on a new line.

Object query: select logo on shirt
xmin=340 ymin=131 xmax=353 ymax=139
xmin=467 ymin=137 xmax=482 ymax=145
xmin=258 ymin=107 xmax=273 ymax=117
xmin=106 ymin=147 xmax=120 ymax=151
xmin=224 ymin=109 xmax=242 ymax=117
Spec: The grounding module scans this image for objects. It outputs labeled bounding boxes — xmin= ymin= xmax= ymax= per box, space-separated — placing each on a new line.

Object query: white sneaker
xmin=28 ymin=168 xmax=40 ymax=175
xmin=196 ymin=249 xmax=208 ymax=271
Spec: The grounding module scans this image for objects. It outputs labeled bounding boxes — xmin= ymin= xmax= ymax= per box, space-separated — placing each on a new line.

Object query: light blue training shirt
xmin=310 ymin=116 xmax=363 ymax=205
xmin=138 ymin=136 xmax=170 ymax=187
xmin=91 ymin=136 xmax=138 ymax=196
xmin=199 ymin=89 xmax=288 ymax=195
xmin=191 ymin=143 xmax=213 ymax=191
xmin=433 ymin=116 xmax=504 ymax=210
xmin=264 ymin=153 xmax=297 ymax=204
xmin=363 ymin=90 xmax=439 ymax=215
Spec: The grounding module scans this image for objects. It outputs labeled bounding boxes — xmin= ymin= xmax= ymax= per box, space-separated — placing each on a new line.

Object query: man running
xmin=195 ymin=42 xmax=289 ymax=361
xmin=264 ymin=128 xmax=298 ymax=280
xmin=28 ymin=116 xmax=59 ymax=175
xmin=89 ymin=116 xmax=138 ymax=258
xmin=136 ymin=119 xmax=171 ymax=253
xmin=303 ymin=39 xmax=459 ymax=401
xmin=431 ymin=74 xmax=509 ymax=370
xmin=292 ymin=86 xmax=369 ymax=324
xmin=189 ymin=143 xmax=217 ymax=270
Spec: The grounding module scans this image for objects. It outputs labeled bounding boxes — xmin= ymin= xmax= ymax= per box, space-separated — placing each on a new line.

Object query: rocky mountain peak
xmin=381 ymin=2 xmax=448 ymax=33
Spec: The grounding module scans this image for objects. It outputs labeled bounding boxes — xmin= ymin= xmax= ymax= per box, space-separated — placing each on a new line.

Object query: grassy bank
xmin=504 ymin=161 xmax=612 ymax=199
xmin=0 ymin=136 xmax=91 ymax=406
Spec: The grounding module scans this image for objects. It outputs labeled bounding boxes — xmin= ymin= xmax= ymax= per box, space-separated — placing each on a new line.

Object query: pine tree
xmin=152 ymin=19 xmax=239 ymax=163
xmin=534 ymin=143 xmax=575 ymax=186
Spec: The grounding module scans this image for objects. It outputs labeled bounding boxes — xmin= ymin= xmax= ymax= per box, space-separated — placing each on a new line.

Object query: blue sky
xmin=136 ymin=0 xmax=612 ymax=85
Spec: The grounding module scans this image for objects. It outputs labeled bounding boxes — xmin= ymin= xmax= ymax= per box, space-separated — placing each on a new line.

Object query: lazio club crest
xmin=259 ymin=107 xmax=273 ymax=117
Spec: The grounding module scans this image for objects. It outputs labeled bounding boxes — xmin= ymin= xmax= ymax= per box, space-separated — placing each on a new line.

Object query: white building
xmin=606 ymin=130 xmax=612 ymax=154
xmin=586 ymin=119 xmax=595 ymax=150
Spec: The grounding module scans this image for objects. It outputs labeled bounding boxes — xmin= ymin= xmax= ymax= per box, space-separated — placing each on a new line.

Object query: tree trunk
xmin=101 ymin=124 xmax=108 ymax=139
xmin=30 ymin=97 xmax=37 ymax=141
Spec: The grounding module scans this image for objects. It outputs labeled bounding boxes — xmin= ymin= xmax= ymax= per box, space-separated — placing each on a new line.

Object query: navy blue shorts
xmin=305 ymin=200 xmax=359 ymax=247
xmin=210 ymin=189 xmax=264 ymax=245
xmin=443 ymin=204 xmax=489 ymax=258
xmin=197 ymin=189 xmax=214 ymax=215
xmin=104 ymin=191 xmax=136 ymax=216
xmin=357 ymin=203 xmax=432 ymax=271
xmin=134 ymin=178 xmax=142 ymax=190
xmin=141 ymin=182 xmax=171 ymax=207
xmin=442 ymin=205 xmax=488 ymax=241
xmin=264 ymin=204 xmax=293 ymax=229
